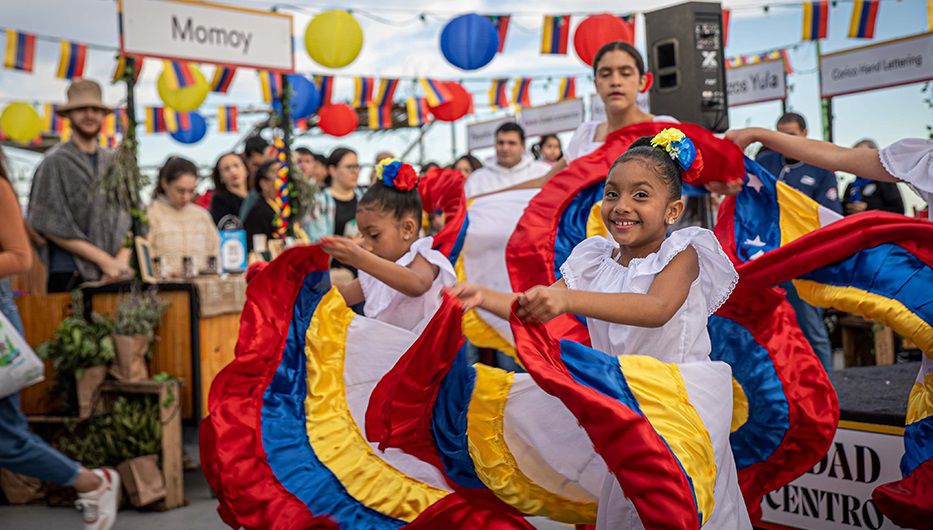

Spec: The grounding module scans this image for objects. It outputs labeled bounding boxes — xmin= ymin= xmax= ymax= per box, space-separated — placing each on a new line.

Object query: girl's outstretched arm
xmin=446 ymin=283 xmax=519 ymax=321
xmin=517 ymin=247 xmax=699 ymax=327
xmin=322 ymin=236 xmax=438 ymax=298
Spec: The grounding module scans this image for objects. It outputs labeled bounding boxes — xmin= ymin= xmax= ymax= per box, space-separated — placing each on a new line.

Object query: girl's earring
xmin=403 ymin=234 xmax=411 ymax=241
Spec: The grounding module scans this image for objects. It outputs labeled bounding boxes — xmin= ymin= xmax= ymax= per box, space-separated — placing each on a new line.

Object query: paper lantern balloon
xmin=440 ymin=14 xmax=498 ymax=71
xmin=427 ymin=82 xmax=471 ymax=122
xmin=0 ymin=103 xmax=42 ymax=143
xmin=573 ymin=14 xmax=635 ymax=67
xmin=170 ymin=112 xmax=207 ymax=144
xmin=305 ymin=10 xmax=363 ymax=68
xmin=317 ymin=104 xmax=358 ymax=137
xmin=157 ymin=66 xmax=209 ymax=112
xmin=273 ymin=74 xmax=321 ymax=119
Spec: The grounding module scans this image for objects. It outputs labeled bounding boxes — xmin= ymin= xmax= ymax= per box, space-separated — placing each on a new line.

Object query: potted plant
xmin=37 ymin=292 xmax=115 ymax=418
xmin=111 ymin=288 xmax=168 ymax=382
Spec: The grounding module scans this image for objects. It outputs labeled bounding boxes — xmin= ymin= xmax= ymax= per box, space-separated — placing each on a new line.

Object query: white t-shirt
xmin=879 ymin=138 xmax=933 ymax=213
xmin=558 ymin=227 xmax=737 ymax=364
xmin=464 ymin=154 xmax=551 ymax=198
xmin=358 ymin=236 xmax=456 ymax=333
xmin=564 ymin=116 xmax=679 ymax=162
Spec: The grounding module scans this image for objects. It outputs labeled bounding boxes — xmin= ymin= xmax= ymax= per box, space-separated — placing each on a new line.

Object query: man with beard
xmin=27 ymin=79 xmax=132 ymax=292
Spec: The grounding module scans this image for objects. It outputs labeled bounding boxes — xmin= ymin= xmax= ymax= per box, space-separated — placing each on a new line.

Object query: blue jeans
xmin=0 ymin=279 xmax=81 ymax=485
xmin=782 ymin=281 xmax=833 ymax=372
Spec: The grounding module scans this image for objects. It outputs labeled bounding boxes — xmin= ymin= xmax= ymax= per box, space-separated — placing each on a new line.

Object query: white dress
xmin=559 ymin=227 xmax=751 ymax=530
xmin=879 ymin=138 xmax=933 ymax=212
xmin=564 ymin=116 xmax=679 ymax=162
xmin=358 ymin=237 xmax=457 ymax=333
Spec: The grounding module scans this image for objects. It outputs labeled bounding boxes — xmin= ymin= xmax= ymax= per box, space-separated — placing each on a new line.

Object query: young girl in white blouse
xmin=450 ymin=128 xmax=751 ymax=529
xmin=321 ymin=158 xmax=456 ymax=332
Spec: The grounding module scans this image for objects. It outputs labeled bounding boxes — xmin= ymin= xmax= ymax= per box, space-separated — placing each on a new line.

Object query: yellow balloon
xmin=305 ymin=10 xmax=363 ymax=69
xmin=157 ymin=65 xmax=209 ymax=112
xmin=0 ymin=102 xmax=42 ymax=143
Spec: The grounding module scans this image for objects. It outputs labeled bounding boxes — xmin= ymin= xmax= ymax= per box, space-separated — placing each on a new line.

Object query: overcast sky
xmin=1 ymin=0 xmax=929 ymax=209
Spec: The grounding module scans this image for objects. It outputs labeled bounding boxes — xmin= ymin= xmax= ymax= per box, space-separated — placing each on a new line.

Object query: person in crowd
xmin=26 ymin=79 xmax=132 ymax=292
xmin=294 ymin=147 xmax=319 ymax=183
xmin=454 ymin=154 xmax=482 ymax=178
xmin=464 ymin=122 xmax=551 ymax=198
xmin=311 ymin=152 xmax=329 ymax=186
xmin=841 ymin=139 xmax=904 ymax=215
xmin=532 ymin=134 xmax=564 ymax=165
xmin=243 ymin=136 xmax=271 ymax=183
xmin=420 ymin=161 xmax=440 ymax=176
xmin=242 ymin=161 xmax=280 ymax=252
xmin=303 ymin=148 xmax=363 ymax=243
xmin=208 ymin=152 xmax=250 ymax=226
xmin=0 ymin=147 xmax=120 ymax=530
xmin=755 ymin=113 xmax=843 ymax=214
xmin=147 ymin=157 xmax=220 ymax=277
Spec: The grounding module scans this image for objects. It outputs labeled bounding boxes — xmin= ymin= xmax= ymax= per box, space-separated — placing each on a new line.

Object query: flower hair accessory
xmin=374 ymin=157 xmax=419 ymax=191
xmin=649 ymin=128 xmax=704 ymax=183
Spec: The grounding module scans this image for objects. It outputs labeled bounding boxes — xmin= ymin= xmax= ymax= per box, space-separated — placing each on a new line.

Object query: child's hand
xmin=446 ymin=283 xmax=484 ymax=312
xmin=724 ymin=127 xmax=765 ymax=150
xmin=320 ymin=236 xmax=365 ymax=268
xmin=516 ymin=286 xmax=569 ymax=323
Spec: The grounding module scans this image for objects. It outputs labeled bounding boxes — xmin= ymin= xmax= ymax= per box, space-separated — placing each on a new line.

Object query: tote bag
xmin=0 ymin=310 xmax=44 ymax=398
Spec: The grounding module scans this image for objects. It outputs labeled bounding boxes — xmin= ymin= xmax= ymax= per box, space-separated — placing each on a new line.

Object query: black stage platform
xmin=828 ymin=361 xmax=919 ymax=427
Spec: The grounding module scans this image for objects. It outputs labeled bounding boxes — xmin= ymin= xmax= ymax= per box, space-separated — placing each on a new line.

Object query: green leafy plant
xmin=113 ymin=287 xmax=169 ymax=337
xmin=55 ymin=396 xmax=162 ymax=467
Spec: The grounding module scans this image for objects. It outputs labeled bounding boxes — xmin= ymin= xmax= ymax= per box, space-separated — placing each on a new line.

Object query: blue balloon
xmin=170 ymin=112 xmax=206 ymax=144
xmin=273 ymin=74 xmax=321 ymax=120
xmin=440 ymin=14 xmax=498 ymax=71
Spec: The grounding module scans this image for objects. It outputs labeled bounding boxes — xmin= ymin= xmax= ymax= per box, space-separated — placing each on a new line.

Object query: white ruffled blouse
xmin=559 ymin=227 xmax=738 ymax=364
xmin=879 ymin=138 xmax=933 ymax=212
xmin=358 ymin=237 xmax=457 ymax=332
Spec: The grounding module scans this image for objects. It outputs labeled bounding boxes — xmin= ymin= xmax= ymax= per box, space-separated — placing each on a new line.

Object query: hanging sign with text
xmin=467 ymin=117 xmax=513 ymax=151
xmin=119 ymin=0 xmax=294 ymax=71
xmin=519 ymin=98 xmax=585 ymax=138
xmin=819 ymin=32 xmax=932 ymax=98
xmin=726 ymin=59 xmax=787 ymax=107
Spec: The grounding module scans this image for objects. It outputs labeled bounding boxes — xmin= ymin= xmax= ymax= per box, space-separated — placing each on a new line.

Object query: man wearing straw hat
xmin=27 ymin=79 xmax=132 ymax=292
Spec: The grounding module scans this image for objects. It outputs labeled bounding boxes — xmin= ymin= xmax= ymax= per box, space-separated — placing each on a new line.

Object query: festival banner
xmin=802 ymin=1 xmax=830 ymax=41
xmin=558 ymin=76 xmax=576 ymax=101
xmin=487 ymin=15 xmax=510 ymax=53
xmin=406 ymin=96 xmax=431 ymax=127
xmin=56 ymin=40 xmax=88 ymax=79
xmin=111 ymin=54 xmax=143 ymax=83
xmin=163 ymin=60 xmax=196 ymax=89
xmin=144 ymin=106 xmax=167 ymax=132
xmin=258 ymin=70 xmax=282 ymax=103
xmin=211 ymin=66 xmax=236 ymax=93
xmin=217 ymin=105 xmax=237 ymax=132
xmin=848 ymin=0 xmax=880 ymax=39
xmin=512 ymin=77 xmax=532 ymax=108
xmin=723 ymin=9 xmax=731 ymax=47
xmin=163 ymin=109 xmax=191 ymax=133
xmin=419 ymin=78 xmax=452 ymax=106
xmin=368 ymin=104 xmax=393 ymax=130
xmin=373 ymin=78 xmax=398 ymax=109
xmin=3 ymin=30 xmax=36 ymax=72
xmin=314 ymin=75 xmax=333 ymax=106
xmin=353 ymin=76 xmax=374 ymax=108
xmin=541 ymin=15 xmax=570 ymax=54
xmin=489 ymin=78 xmax=509 ymax=110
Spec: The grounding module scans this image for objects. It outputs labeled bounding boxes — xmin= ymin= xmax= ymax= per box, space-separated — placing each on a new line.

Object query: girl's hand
xmin=516 ymin=286 xmax=569 ymax=323
xmin=320 ymin=236 xmax=365 ymax=268
xmin=446 ymin=283 xmax=484 ymax=312
xmin=724 ymin=127 xmax=766 ymax=151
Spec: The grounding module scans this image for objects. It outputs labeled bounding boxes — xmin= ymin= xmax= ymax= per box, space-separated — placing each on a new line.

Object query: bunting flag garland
xmin=558 ymin=77 xmax=575 ymax=101
xmin=374 ymin=78 xmax=399 ymax=108
xmin=211 ymin=66 xmax=236 ymax=93
xmin=43 ymin=104 xmax=65 ymax=133
xmin=314 ymin=75 xmax=334 ymax=106
xmin=367 ymin=104 xmax=393 ymax=130
xmin=163 ymin=60 xmax=197 ymax=89
xmin=802 ymin=0 xmax=829 ymax=41
xmin=512 ymin=77 xmax=531 ymax=108
xmin=217 ymin=105 xmax=238 ymax=132
xmin=618 ymin=13 xmax=636 ymax=40
xmin=259 ymin=70 xmax=283 ymax=103
xmin=488 ymin=79 xmax=509 ymax=110
xmin=487 ymin=15 xmax=510 ymax=53
xmin=99 ymin=112 xmax=118 ymax=148
xmin=352 ymin=76 xmax=374 ymax=108
xmin=406 ymin=96 xmax=431 ymax=127
xmin=271 ymin=136 xmax=290 ymax=239
xmin=55 ymin=40 xmax=87 ymax=80
xmin=163 ymin=109 xmax=191 ymax=133
xmin=420 ymin=78 xmax=453 ymax=107
xmin=145 ymin=107 xmax=167 ymax=133
xmin=540 ymin=15 xmax=571 ymax=54
xmin=722 ymin=9 xmax=731 ymax=47
xmin=4 ymin=30 xmax=36 ymax=72
xmin=111 ymin=54 xmax=142 ymax=84
xmin=848 ymin=0 xmax=880 ymax=39
xmin=726 ymin=49 xmax=792 ymax=74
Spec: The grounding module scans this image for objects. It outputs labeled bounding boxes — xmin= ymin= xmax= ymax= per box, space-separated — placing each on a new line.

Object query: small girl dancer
xmin=450 ymin=128 xmax=752 ymax=529
xmin=321 ymin=158 xmax=456 ymax=332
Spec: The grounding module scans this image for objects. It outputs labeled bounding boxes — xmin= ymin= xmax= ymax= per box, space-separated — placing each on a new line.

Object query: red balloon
xmin=428 ymin=82 xmax=472 ymax=122
xmin=573 ymin=14 xmax=635 ymax=67
xmin=317 ymin=104 xmax=358 ymax=137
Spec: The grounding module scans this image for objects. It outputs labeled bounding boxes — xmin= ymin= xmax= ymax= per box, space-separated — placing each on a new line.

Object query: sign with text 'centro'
xmin=726 ymin=59 xmax=787 ymax=107
xmin=819 ymin=32 xmax=932 ymax=98
xmin=119 ymin=0 xmax=294 ymax=72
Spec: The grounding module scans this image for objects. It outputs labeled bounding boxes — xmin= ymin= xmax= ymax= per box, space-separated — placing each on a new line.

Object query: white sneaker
xmin=75 ymin=468 xmax=120 ymax=530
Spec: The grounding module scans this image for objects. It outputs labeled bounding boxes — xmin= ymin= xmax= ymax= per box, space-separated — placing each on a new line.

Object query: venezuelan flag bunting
xmin=163 ymin=60 xmax=197 ymax=90
xmin=406 ymin=97 xmax=431 ymax=127
xmin=163 ymin=110 xmax=192 ymax=133
xmin=618 ymin=13 xmax=636 ymax=41
xmin=314 ymin=75 xmax=333 ymax=106
xmin=4 ymin=30 xmax=36 ymax=72
xmin=211 ymin=66 xmax=236 ymax=93
xmin=259 ymin=70 xmax=282 ymax=103
xmin=489 ymin=79 xmax=509 ymax=110
xmin=802 ymin=1 xmax=829 ymax=41
xmin=419 ymin=78 xmax=452 ymax=107
xmin=145 ymin=107 xmax=167 ymax=133
xmin=353 ymin=76 xmax=374 ymax=108
xmin=99 ymin=113 xmax=118 ymax=148
xmin=367 ymin=104 xmax=393 ymax=130
xmin=217 ymin=105 xmax=238 ymax=133
xmin=512 ymin=77 xmax=531 ymax=108
xmin=541 ymin=15 xmax=570 ymax=54
xmin=56 ymin=40 xmax=87 ymax=80
xmin=111 ymin=55 xmax=142 ymax=84
xmin=374 ymin=78 xmax=398 ymax=108
xmin=44 ymin=104 xmax=64 ymax=133
xmin=722 ymin=9 xmax=731 ymax=47
xmin=487 ymin=15 xmax=510 ymax=53
xmin=558 ymin=77 xmax=576 ymax=101
xmin=848 ymin=0 xmax=879 ymax=39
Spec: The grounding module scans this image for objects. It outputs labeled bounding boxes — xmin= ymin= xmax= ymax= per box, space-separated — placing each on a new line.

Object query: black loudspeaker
xmin=645 ymin=2 xmax=729 ymax=132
